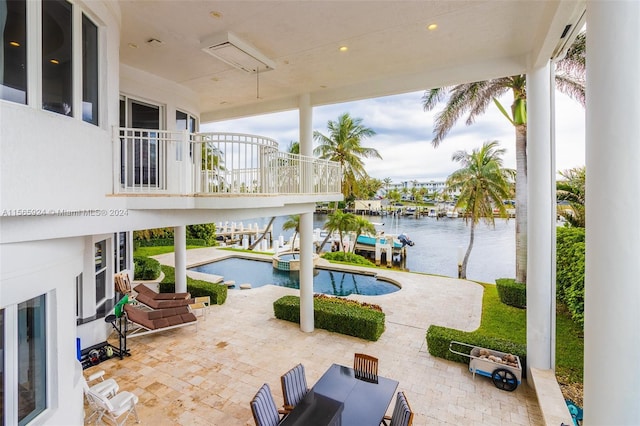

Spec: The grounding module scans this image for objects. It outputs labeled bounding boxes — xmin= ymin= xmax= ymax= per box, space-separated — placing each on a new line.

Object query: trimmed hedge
xmin=274 ymin=295 xmax=385 ymax=341
xmin=495 ymin=278 xmax=526 ymax=308
xmin=556 ymin=227 xmax=585 ymax=326
xmin=321 ymin=251 xmax=375 ymax=267
xmin=426 ymin=325 xmax=527 ymax=375
xmin=158 ymin=264 xmax=227 ymax=305
xmin=135 ymin=238 xmax=207 ymax=248
xmin=133 ymin=256 xmax=161 ymax=280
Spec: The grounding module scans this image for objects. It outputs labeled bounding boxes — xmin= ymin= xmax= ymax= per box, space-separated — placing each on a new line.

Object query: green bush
xmin=426 ymin=325 xmax=527 ymax=375
xmin=321 ymin=251 xmax=375 ymax=267
xmin=186 ymin=223 xmax=218 ymax=246
xmin=495 ymin=278 xmax=526 ymax=308
xmin=134 ymin=238 xmax=207 ymax=248
xmin=133 ymin=256 xmax=161 ymax=280
xmin=556 ymin=227 xmax=585 ymax=326
xmin=274 ymin=295 xmax=385 ymax=341
xmin=159 ymin=264 xmax=227 ymax=305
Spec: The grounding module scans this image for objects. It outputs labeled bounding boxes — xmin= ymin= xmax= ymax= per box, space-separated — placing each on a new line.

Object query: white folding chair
xmin=82 ymin=370 xmax=119 ymax=421
xmin=87 ymin=388 xmax=140 ymax=425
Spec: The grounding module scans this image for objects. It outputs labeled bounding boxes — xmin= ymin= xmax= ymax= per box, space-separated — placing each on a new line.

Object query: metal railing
xmin=113 ymin=129 xmax=341 ymax=196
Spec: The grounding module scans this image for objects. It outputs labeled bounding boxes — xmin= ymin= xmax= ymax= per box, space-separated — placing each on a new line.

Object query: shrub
xmin=273 ymin=294 xmax=385 ymax=341
xmin=426 ymin=325 xmax=527 ymax=375
xmin=134 ymin=238 xmax=207 ymax=248
xmin=133 ymin=256 xmax=161 ymax=280
xmin=321 ymin=251 xmax=375 ymax=267
xmin=186 ymin=223 xmax=218 ymax=246
xmin=159 ymin=264 xmax=227 ymax=305
xmin=495 ymin=278 xmax=526 ymax=308
xmin=556 ymin=227 xmax=585 ymax=325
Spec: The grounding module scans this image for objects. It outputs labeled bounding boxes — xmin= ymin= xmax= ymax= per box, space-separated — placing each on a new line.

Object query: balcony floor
xmin=83 ymin=255 xmax=542 ymax=425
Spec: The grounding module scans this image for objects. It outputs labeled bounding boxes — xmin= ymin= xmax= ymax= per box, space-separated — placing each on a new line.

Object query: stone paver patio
xmin=84 ymin=248 xmax=541 ymax=425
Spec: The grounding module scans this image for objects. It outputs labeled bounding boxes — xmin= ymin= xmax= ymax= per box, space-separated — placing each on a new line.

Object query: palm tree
xmin=423 ymin=32 xmax=586 ymax=283
xmin=318 ymin=210 xmax=356 ymax=253
xmin=282 ymin=215 xmax=300 ymax=251
xmin=556 ymin=166 xmax=585 ymax=228
xmin=350 ymin=216 xmax=376 ymax=253
xmin=287 ymin=141 xmax=300 ymax=154
xmin=447 ymin=141 xmax=515 ymax=279
xmin=313 ymin=113 xmax=381 ymax=200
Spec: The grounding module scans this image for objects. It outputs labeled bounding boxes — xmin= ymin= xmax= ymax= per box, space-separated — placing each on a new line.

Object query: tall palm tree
xmin=313 ymin=113 xmax=381 ymax=200
xmin=319 ymin=210 xmax=356 ymax=253
xmin=423 ymin=32 xmax=586 ymax=284
xmin=447 ymin=141 xmax=514 ymax=279
xmin=282 ymin=215 xmax=300 ymax=251
xmin=350 ymin=216 xmax=376 ymax=253
xmin=556 ymin=166 xmax=585 ymax=228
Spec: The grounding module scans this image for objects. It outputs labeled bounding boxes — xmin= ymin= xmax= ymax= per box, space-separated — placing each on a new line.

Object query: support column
xmin=526 ymin=62 xmax=555 ymax=373
xmin=298 ymin=94 xmax=315 ymax=332
xmin=174 ymin=226 xmax=187 ymax=293
xmin=584 ymin=2 xmax=640 ymax=423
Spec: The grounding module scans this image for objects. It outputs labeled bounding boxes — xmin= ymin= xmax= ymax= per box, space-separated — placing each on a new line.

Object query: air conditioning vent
xmin=201 ymin=32 xmax=275 ymax=74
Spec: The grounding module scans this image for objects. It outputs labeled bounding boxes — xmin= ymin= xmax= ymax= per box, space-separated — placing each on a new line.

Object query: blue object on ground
xmin=566 ymin=399 xmax=583 ymax=426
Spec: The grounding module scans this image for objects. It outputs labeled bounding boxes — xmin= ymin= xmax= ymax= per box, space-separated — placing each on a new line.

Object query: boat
xmin=446 ymin=209 xmax=459 ymax=218
xmin=427 ymin=208 xmax=437 ymax=217
xmin=404 ymin=207 xmax=417 ymax=216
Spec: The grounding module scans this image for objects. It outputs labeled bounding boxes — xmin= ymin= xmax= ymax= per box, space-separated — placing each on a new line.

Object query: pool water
xmin=190 ymin=258 xmax=399 ymax=296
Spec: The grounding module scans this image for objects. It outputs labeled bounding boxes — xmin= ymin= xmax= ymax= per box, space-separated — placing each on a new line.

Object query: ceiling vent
xmin=200 ymin=31 xmax=276 ymax=74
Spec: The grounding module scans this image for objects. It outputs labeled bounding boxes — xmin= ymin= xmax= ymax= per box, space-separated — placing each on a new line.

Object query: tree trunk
xmin=514 ymin=123 xmax=528 ymax=283
xmin=248 ymin=216 xmax=275 ymax=250
xmin=461 ymin=220 xmax=476 ymax=279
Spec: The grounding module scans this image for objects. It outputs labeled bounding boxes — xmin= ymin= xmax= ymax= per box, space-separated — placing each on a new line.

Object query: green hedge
xmin=133 ymin=256 xmax=161 ymax=280
xmin=426 ymin=325 xmax=527 ymax=375
xmin=495 ymin=278 xmax=526 ymax=308
xmin=556 ymin=227 xmax=585 ymax=326
xmin=134 ymin=238 xmax=207 ymax=248
xmin=321 ymin=252 xmax=375 ymax=267
xmin=158 ymin=265 xmax=227 ymax=305
xmin=274 ymin=295 xmax=385 ymax=341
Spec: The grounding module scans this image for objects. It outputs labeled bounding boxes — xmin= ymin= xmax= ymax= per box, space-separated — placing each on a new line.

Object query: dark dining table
xmin=279 ymin=363 xmax=399 ymax=426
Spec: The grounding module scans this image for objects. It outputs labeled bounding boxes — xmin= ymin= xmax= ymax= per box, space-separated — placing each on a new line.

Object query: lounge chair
xmin=280 ymin=363 xmax=309 ymax=413
xmin=132 ymin=284 xmax=194 ymax=310
xmin=124 ymin=303 xmax=197 ymax=338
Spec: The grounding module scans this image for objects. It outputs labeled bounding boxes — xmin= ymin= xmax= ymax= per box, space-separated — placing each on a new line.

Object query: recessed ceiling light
xmin=210 ymin=11 xmax=223 ymax=19
xmin=339 ymin=46 xmax=348 ymax=52
xmin=50 ymin=59 xmax=59 ymax=65
xmin=128 ymin=43 xmax=138 ymax=49
xmin=427 ymin=23 xmax=438 ymax=31
xmin=9 ymin=41 xmax=20 ymax=47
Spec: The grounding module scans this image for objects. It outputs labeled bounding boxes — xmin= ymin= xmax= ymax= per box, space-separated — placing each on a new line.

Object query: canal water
xmin=240 ymin=214 xmax=515 ymax=284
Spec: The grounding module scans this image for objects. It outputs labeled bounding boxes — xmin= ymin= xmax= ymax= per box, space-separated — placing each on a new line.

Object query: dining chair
xmin=280 ymin=363 xmax=309 ymax=413
xmin=250 ymin=383 xmax=283 ymax=426
xmin=354 ymin=353 xmax=379 ymax=382
xmin=382 ymin=391 xmax=414 ymax=426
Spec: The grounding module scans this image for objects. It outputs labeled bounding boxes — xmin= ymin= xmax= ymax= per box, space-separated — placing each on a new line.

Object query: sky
xmin=201 ymin=89 xmax=585 ymax=183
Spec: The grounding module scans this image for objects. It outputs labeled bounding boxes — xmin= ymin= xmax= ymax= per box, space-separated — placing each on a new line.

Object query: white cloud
xmin=202 ymin=89 xmax=585 ymax=183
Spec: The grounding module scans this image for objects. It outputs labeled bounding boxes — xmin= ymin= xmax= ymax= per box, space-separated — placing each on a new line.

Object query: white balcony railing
xmin=113 ymin=129 xmax=341 ymax=196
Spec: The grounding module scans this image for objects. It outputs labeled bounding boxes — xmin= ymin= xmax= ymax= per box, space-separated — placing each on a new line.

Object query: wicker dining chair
xmin=354 ymin=353 xmax=379 ymax=382
xmin=382 ymin=391 xmax=414 ymax=426
xmin=280 ymin=363 xmax=309 ymax=413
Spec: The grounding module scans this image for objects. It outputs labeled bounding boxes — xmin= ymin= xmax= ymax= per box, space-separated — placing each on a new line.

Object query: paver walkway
xmin=84 ymin=248 xmax=541 ymax=425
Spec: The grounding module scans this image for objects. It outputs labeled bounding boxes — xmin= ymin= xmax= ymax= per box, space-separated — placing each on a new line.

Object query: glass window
xmin=42 ymin=0 xmax=72 ymax=116
xmin=82 ymin=14 xmax=98 ymax=125
xmin=18 ymin=295 xmax=46 ymax=425
xmin=1 ymin=0 xmax=27 ymax=104
xmin=113 ymin=232 xmax=127 ymax=272
xmin=95 ymin=240 xmax=107 ymax=304
xmin=176 ymin=110 xmax=187 ymax=131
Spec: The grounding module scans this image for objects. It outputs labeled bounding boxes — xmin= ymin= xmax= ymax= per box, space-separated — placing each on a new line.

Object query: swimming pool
xmin=189 ymin=258 xmax=400 ymax=296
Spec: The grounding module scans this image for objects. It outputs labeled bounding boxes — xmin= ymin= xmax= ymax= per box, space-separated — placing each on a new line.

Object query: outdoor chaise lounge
xmin=123 ymin=303 xmax=197 ymax=338
xmin=132 ymin=284 xmax=194 ymax=310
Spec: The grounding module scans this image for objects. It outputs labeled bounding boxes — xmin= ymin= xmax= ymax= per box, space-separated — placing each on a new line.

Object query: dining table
xmin=279 ymin=363 xmax=399 ymax=426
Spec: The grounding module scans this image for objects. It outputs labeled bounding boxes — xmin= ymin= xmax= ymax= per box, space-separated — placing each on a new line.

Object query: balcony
xmin=113 ymin=129 xmax=341 ymax=199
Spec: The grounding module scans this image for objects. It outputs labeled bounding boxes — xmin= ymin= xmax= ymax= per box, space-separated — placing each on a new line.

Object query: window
xmin=82 ymin=14 xmax=98 ymax=124
xmin=75 ymin=273 xmax=83 ymax=319
xmin=1 ymin=0 xmax=27 ymax=103
xmin=95 ymin=240 xmax=107 ymax=305
xmin=113 ymin=232 xmax=128 ymax=273
xmin=0 ymin=308 xmax=4 ymax=426
xmin=17 ymin=295 xmax=46 ymax=425
xmin=42 ymin=0 xmax=73 ymax=116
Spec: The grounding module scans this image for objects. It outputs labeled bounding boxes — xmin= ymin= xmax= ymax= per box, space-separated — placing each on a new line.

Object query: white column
xmin=174 ymin=226 xmax=187 ymax=293
xmin=526 ymin=62 xmax=555 ymax=373
xmin=298 ymin=94 xmax=315 ymax=332
xmin=584 ymin=2 xmax=640 ymax=423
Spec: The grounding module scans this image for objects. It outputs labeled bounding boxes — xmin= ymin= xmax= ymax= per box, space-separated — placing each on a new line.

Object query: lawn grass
xmin=476 ymin=283 xmax=527 ymax=344
xmin=134 ymin=245 xmax=202 ymax=257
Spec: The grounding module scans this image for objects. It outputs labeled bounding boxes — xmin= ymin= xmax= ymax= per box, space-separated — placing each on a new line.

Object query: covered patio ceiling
xmin=118 ymin=0 xmax=585 ymax=122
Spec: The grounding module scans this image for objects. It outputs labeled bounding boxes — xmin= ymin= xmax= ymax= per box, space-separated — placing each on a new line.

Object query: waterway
xmin=240 ymin=214 xmax=515 ymax=284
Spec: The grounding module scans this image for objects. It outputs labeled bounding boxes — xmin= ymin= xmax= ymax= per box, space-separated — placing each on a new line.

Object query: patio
xmin=84 ymin=252 xmax=542 ymax=425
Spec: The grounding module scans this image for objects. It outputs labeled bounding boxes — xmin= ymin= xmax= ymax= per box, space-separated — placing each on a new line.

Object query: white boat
xmin=405 ymin=207 xmax=417 ymax=216
xmin=446 ymin=209 xmax=459 ymax=218
xmin=428 ymin=208 xmax=437 ymax=217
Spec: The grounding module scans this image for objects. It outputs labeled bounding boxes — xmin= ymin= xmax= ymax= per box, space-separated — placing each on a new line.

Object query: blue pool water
xmin=190 ymin=258 xmax=399 ymax=296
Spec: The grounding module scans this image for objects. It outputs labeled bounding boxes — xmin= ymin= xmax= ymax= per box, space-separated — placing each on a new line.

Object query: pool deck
xmin=85 ymin=247 xmax=542 ymax=425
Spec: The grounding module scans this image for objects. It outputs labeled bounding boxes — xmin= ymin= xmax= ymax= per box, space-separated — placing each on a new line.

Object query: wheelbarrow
xmin=449 ymin=341 xmax=522 ymax=391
